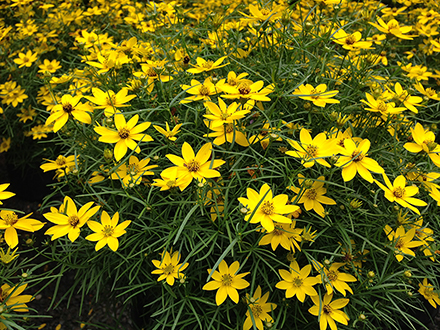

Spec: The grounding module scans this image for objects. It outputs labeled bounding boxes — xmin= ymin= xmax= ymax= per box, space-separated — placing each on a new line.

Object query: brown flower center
xmin=238 ymin=82 xmax=251 ymax=95
xmin=118 ymin=128 xmax=130 ymax=139
xmin=184 ymin=160 xmax=200 ymax=172
xmin=323 ymin=304 xmax=332 ymax=314
xmin=4 ymin=212 xmax=18 ymax=226
xmin=305 ymin=145 xmax=318 ymax=158
xmin=304 ymin=188 xmax=317 ymax=200
xmin=55 ymin=156 xmax=67 ymax=166
xmin=292 ymin=277 xmax=303 ymax=287
xmin=163 ymin=263 xmax=175 ymax=275
xmin=351 ymin=150 xmax=365 ymax=162
xmin=68 ymin=215 xmax=80 ymax=228
xmin=345 ymin=35 xmax=356 ymax=45
xmin=251 ymin=304 xmax=263 ymax=317
xmin=63 ymin=103 xmax=73 ymax=114
xmin=393 ymin=187 xmax=405 ymax=198
xmin=326 ymin=270 xmax=338 ymax=281
xmin=225 ymin=123 xmax=234 ymax=133
xmin=199 ymin=85 xmax=210 ymax=96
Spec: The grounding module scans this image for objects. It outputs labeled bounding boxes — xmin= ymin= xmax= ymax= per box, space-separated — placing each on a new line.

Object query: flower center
xmin=128 ymin=163 xmax=139 ymax=176
xmin=163 ymin=263 xmax=175 ymax=275
xmin=326 ymin=270 xmax=338 ymax=281
xmin=55 ymin=155 xmax=67 ymax=166
xmin=228 ymin=77 xmax=238 ymax=86
xmin=292 ymin=277 xmax=303 ymax=287
xmin=118 ymin=128 xmax=130 ymax=139
xmin=393 ymin=187 xmax=405 ymax=198
xmin=221 ymin=273 xmax=233 ymax=286
xmin=238 ymin=82 xmax=251 ymax=95
xmin=351 ymin=150 xmax=365 ymax=162
xmin=63 ymin=103 xmax=73 ymax=114
xmin=377 ymin=101 xmax=388 ymax=112
xmin=4 ymin=212 xmax=18 ymax=226
xmin=106 ymin=95 xmax=117 ymax=106
xmin=251 ymin=304 xmax=263 ymax=317
xmin=323 ymin=304 xmax=332 ymax=314
xmin=305 ymin=145 xmax=318 ymax=158
xmin=166 ymin=180 xmax=176 ymax=188
xmin=395 ymin=238 xmax=404 ymax=249
xmin=260 ymin=201 xmax=274 ymax=215
xmin=345 ymin=35 xmax=356 ymax=45
xmin=310 ymin=88 xmax=320 ymax=99
xmin=261 ymin=8 xmax=270 ymax=16
xmin=225 ymin=123 xmax=234 ymax=133
xmin=68 ymin=215 xmax=80 ymax=228
xmin=304 ymin=188 xmax=317 ymax=200
xmin=202 ymin=60 xmax=214 ymax=69
xmin=102 ymin=225 xmax=114 ymax=237
xmin=199 ymin=85 xmax=210 ymax=96
xmin=184 ymin=160 xmax=201 ymax=172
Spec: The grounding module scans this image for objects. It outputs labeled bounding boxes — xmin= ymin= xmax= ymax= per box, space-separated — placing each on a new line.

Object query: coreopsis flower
xmin=152 ymin=168 xmax=187 ymax=191
xmin=238 ymin=183 xmax=299 ymax=232
xmin=162 ymin=142 xmax=225 ymax=191
xmin=110 ymin=156 xmax=157 ymax=188
xmin=46 ymin=94 xmax=91 ymax=133
xmin=286 ymin=129 xmax=339 ymax=168
xmin=308 ymin=293 xmax=350 ymax=330
xmin=204 ymin=98 xmax=250 ymax=128
xmin=44 ymin=196 xmax=100 ymax=242
xmin=292 ymin=84 xmax=339 ymax=107
xmin=86 ymin=51 xmax=130 ymax=74
xmin=0 ymin=138 xmax=11 ymax=153
xmin=360 ymin=92 xmax=406 ymax=116
xmin=369 ymin=18 xmax=414 ymax=40
xmin=275 ymin=261 xmax=319 ymax=302
xmin=0 ymin=183 xmax=15 ymax=205
xmin=403 ymin=123 xmax=440 ymax=167
xmin=180 ymin=78 xmax=219 ymax=104
xmin=332 ymin=29 xmax=373 ymax=50
xmin=94 ymin=112 xmax=153 ymax=161
xmin=0 ymin=81 xmax=28 ymax=107
xmin=240 ymin=4 xmax=283 ymax=25
xmin=216 ymin=71 xmax=252 ymax=92
xmin=243 ymin=286 xmax=277 ymax=330
xmin=17 ymin=105 xmax=37 ymax=123
xmin=133 ymin=60 xmax=173 ymax=93
xmin=314 ymin=261 xmax=357 ymax=296
xmin=288 ymin=175 xmax=336 ymax=218
xmin=202 ymin=260 xmax=250 ymax=305
xmin=85 ymin=211 xmax=131 ymax=252
xmin=375 ymin=174 xmax=427 ymax=215
xmin=187 ymin=56 xmax=229 ymax=74
xmin=0 ymin=211 xmax=44 ymax=248
xmin=38 ymin=59 xmax=62 ymax=73
xmin=85 ymin=88 xmax=136 ymax=117
xmin=0 ymin=246 xmax=19 ymax=264
xmin=414 ymin=82 xmax=440 ymax=101
xmin=419 ymin=279 xmax=440 ymax=308
xmin=40 ymin=155 xmax=78 ymax=175
xmin=0 ymin=283 xmax=33 ymax=312
xmin=221 ymin=80 xmax=274 ymax=102
xmin=334 ymin=138 xmax=384 ymax=183
xmin=248 ymin=122 xmax=282 ymax=150
xmin=153 ymin=122 xmax=182 ymax=141
xmin=203 ymin=121 xmax=249 ymax=147
xmin=13 ymin=50 xmax=38 ymax=68
xmin=258 ymin=221 xmax=302 ymax=252
xmin=412 ymin=217 xmax=435 ymax=261
xmin=384 ymin=225 xmax=424 ymax=262
xmin=386 ymin=82 xmax=423 ymax=113
xmin=151 ymin=250 xmax=189 ymax=286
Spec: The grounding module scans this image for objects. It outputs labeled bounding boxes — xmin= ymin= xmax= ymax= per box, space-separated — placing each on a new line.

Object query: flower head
xmin=276 ymin=261 xmax=319 ymax=302
xmin=308 ymin=293 xmax=350 ymax=330
xmin=46 ymin=94 xmax=91 ymax=133
xmin=293 ymin=84 xmax=339 ymax=107
xmin=0 ymin=184 xmax=15 ymax=205
xmin=0 ymin=211 xmax=44 ymax=248
xmin=0 ymin=283 xmax=33 ymax=313
xmin=384 ymin=225 xmax=424 ymax=262
xmin=85 ymin=88 xmax=136 ymax=117
xmin=152 ymin=250 xmax=189 ymax=286
xmin=187 ymin=56 xmax=229 ymax=74
xmin=243 ymin=286 xmax=277 ymax=330
xmin=419 ymin=278 xmax=440 ymax=308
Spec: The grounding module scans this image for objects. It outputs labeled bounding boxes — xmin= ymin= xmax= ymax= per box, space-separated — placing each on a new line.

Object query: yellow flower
xmin=0 ymin=138 xmax=11 ymax=153
xmin=44 ymin=196 xmax=100 ymax=242
xmin=203 ymin=121 xmax=250 ymax=147
xmin=0 ymin=246 xmax=19 ymax=264
xmin=332 ymin=29 xmax=372 ymax=50
xmin=85 ymin=211 xmax=131 ymax=252
xmin=292 ymin=84 xmax=339 ymax=107
xmin=384 ymin=225 xmax=424 ymax=262
xmin=288 ymin=175 xmax=336 ymax=218
xmin=110 ymin=156 xmax=158 ymax=188
xmin=240 ymin=4 xmax=283 ymax=25
xmin=0 ymin=211 xmax=44 ymax=248
xmin=375 ymin=174 xmax=427 ymax=215
xmin=180 ymin=77 xmax=219 ymax=104
xmin=13 ymin=50 xmax=38 ymax=68
xmin=386 ymin=82 xmax=423 ymax=113
xmin=0 ymin=283 xmax=33 ymax=312
xmin=187 ymin=56 xmax=229 ymax=74
xmin=335 ymin=138 xmax=384 ymax=183
xmin=46 ymin=94 xmax=92 ymax=133
xmin=153 ymin=122 xmax=182 ymax=141
xmin=419 ymin=278 xmax=440 ymax=308
xmin=133 ymin=59 xmax=173 ymax=93
xmin=94 ymin=112 xmax=153 ymax=162
xmin=221 ymin=80 xmax=274 ymax=102
xmin=314 ymin=261 xmax=357 ymax=296
xmin=162 ymin=142 xmax=225 ymax=191
xmin=151 ymin=250 xmax=189 ymax=286
xmin=369 ymin=18 xmax=414 ymax=40
xmin=243 ymin=286 xmax=277 ymax=330
xmin=258 ymin=221 xmax=302 ymax=252
xmin=202 ymin=260 xmax=250 ymax=305
xmin=276 ymin=261 xmax=319 ymax=302
xmin=40 ymin=155 xmax=78 ymax=175
xmin=0 ymin=184 xmax=15 ymax=205
xmin=38 ymin=59 xmax=62 ymax=73
xmin=238 ymin=183 xmax=299 ymax=233
xmin=286 ymin=129 xmax=339 ymax=168
xmin=308 ymin=293 xmax=350 ymax=330
xmin=152 ymin=168 xmax=187 ymax=191
xmin=403 ymin=123 xmax=440 ymax=167
xmin=85 ymin=88 xmax=136 ymax=117
xmin=204 ymin=98 xmax=250 ymax=128
xmin=360 ymin=93 xmax=406 ymax=115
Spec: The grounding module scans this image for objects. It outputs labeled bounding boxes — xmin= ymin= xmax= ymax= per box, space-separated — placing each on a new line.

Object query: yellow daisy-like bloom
xmin=369 ymin=18 xmax=414 ymax=40
xmin=0 ymin=183 xmax=15 ymax=205
xmin=94 ymin=112 xmax=153 ymax=162
xmin=314 ymin=261 xmax=357 ymax=296
xmin=40 ymin=155 xmax=77 ymax=174
xmin=187 ymin=56 xmax=229 ymax=74
xmin=38 ymin=59 xmax=62 ymax=74
xmin=258 ymin=221 xmax=302 ymax=252
xmin=387 ymin=82 xmax=423 ymax=113
xmin=204 ymin=98 xmax=250 ymax=129
xmin=335 ymin=138 xmax=384 ymax=183
xmin=332 ymin=29 xmax=373 ymax=50
xmin=202 ymin=260 xmax=250 ymax=306
xmin=243 ymin=286 xmax=277 ymax=330
xmin=13 ymin=50 xmax=38 ymax=68
xmin=240 ymin=4 xmax=283 ymax=25
xmin=0 ymin=211 xmax=44 ymax=248
xmin=0 ymin=283 xmax=33 ymax=312
xmin=403 ymin=123 xmax=440 ymax=167
xmin=153 ymin=122 xmax=182 ymax=141
xmin=375 ymin=174 xmax=427 ymax=215
xmin=180 ymin=77 xmax=219 ymax=104
xmin=151 ymin=250 xmax=189 ymax=286
xmin=85 ymin=211 xmax=131 ymax=252
xmin=238 ymin=183 xmax=299 ymax=233
xmin=308 ymin=293 xmax=350 ymax=330
xmin=288 ymin=175 xmax=336 ymax=218
xmin=221 ymin=80 xmax=274 ymax=102
xmin=360 ymin=93 xmax=406 ymax=116
xmin=151 ymin=168 xmax=187 ymax=191
xmin=275 ymin=261 xmax=319 ymax=302
xmin=85 ymin=87 xmax=136 ymax=117
xmin=46 ymin=94 xmax=92 ymax=133
xmin=162 ymin=142 xmax=225 ymax=191
xmin=203 ymin=120 xmax=250 ymax=147
xmin=44 ymin=196 xmax=100 ymax=242
xmin=419 ymin=278 xmax=440 ymax=308
xmin=384 ymin=225 xmax=424 ymax=262
xmin=292 ymin=84 xmax=339 ymax=108
xmin=133 ymin=59 xmax=173 ymax=94
xmin=286 ymin=129 xmax=339 ymax=168
xmin=110 ymin=156 xmax=158 ymax=188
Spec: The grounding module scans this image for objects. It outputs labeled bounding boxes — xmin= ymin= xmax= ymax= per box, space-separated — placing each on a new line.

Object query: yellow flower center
xmin=305 ymin=145 xmax=318 ymax=158
xmin=118 ymin=128 xmax=130 ymax=139
xmin=238 ymin=82 xmax=251 ymax=95
xmin=184 ymin=160 xmax=201 ymax=172
xmin=272 ymin=228 xmax=283 ymax=236
xmin=163 ymin=263 xmax=175 ymax=275
xmin=310 ymin=88 xmax=320 ymax=99
xmin=228 ymin=76 xmax=238 ymax=86
xmin=393 ymin=187 xmax=405 ymax=198
xmin=220 ymin=112 xmax=230 ymax=121
xmin=46 ymin=64 xmax=54 ymax=70
xmin=304 ymin=188 xmax=317 ymax=200
xmin=199 ymin=85 xmax=210 ymax=96
xmin=251 ymin=304 xmax=263 ymax=317
xmin=426 ymin=141 xmax=438 ymax=152
xmin=68 ymin=215 xmax=80 ymax=228
xmin=326 ymin=270 xmax=338 ymax=281
xmin=55 ymin=156 xmax=67 ymax=166
xmin=292 ymin=277 xmax=303 ymax=287
xmin=106 ymin=95 xmax=117 ymax=106
xmin=221 ymin=273 xmax=233 ymax=286
xmin=3 ymin=212 xmax=18 ymax=226
xmin=377 ymin=101 xmax=388 ymax=112
xmin=63 ymin=103 xmax=73 ymax=114
xmin=225 ymin=123 xmax=234 ymax=133
xmin=128 ymin=163 xmax=139 ymax=176
xmin=202 ymin=60 xmax=214 ymax=69
xmin=166 ymin=180 xmax=176 ymax=188
xmin=260 ymin=8 xmax=270 ymax=16
xmin=102 ymin=225 xmax=114 ymax=237
xmin=260 ymin=201 xmax=275 ymax=215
